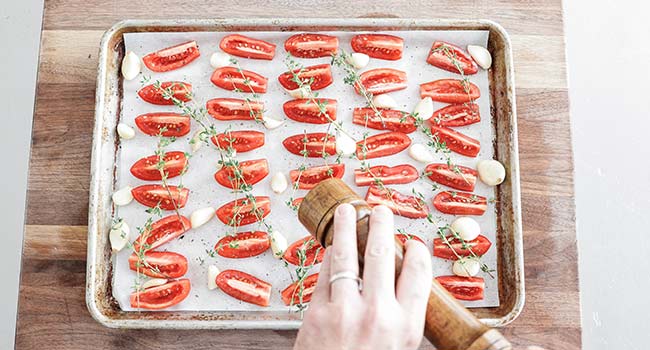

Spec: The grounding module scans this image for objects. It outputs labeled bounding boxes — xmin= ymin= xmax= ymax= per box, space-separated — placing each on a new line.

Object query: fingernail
xmin=372 ymin=205 xmax=392 ymax=216
xmin=336 ymin=203 xmax=354 ymax=217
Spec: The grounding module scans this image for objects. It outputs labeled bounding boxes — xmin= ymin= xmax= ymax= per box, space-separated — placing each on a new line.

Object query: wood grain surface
xmin=16 ymin=1 xmax=580 ymax=349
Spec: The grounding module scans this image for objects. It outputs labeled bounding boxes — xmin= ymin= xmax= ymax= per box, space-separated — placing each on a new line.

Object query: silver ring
xmin=329 ymin=271 xmax=363 ymax=291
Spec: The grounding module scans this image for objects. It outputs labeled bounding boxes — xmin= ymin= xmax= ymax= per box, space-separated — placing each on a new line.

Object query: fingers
xmin=396 ymin=240 xmax=432 ymax=319
xmin=362 ymin=205 xmax=396 ymax=300
xmin=330 ymin=203 xmax=361 ymax=302
xmin=309 ymin=248 xmax=332 ymax=304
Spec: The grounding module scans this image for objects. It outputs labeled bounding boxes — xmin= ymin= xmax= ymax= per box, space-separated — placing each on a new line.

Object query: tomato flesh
xmin=435 ymin=276 xmax=484 ymax=301
xmin=283 ymin=236 xmax=325 ymax=266
xmin=354 ymin=164 xmax=418 ymax=187
xmin=430 ymin=125 xmax=480 ymax=157
xmin=132 ymin=214 xmax=191 ymax=252
xmin=425 ymin=163 xmax=478 ymax=191
xmin=143 ymin=41 xmax=200 ymax=72
xmin=351 ymin=34 xmax=404 ymax=60
xmin=130 ymin=151 xmax=187 ymax=181
xmin=433 ymin=235 xmax=492 ymax=260
xmin=430 ymin=103 xmax=481 ymax=127
xmin=281 ymin=273 xmax=319 ymax=306
xmin=433 ymin=191 xmax=487 ymax=216
xmin=138 ymin=82 xmax=192 ymax=105
xmin=220 ymin=34 xmax=276 ymax=60
xmin=212 ymin=130 xmax=265 ymax=153
xmin=211 ymin=67 xmax=268 ymax=93
xmin=365 ymin=185 xmax=429 ymax=219
xmin=135 ymin=113 xmax=191 ymax=137
xmin=282 ymin=133 xmax=336 ymax=158
xmin=128 ymin=251 xmax=188 ymax=278
xmin=131 ymin=185 xmax=189 ymax=210
xmin=285 ymin=33 xmax=338 ymax=58
xmin=278 ymin=64 xmax=333 ymax=91
xmin=130 ymin=279 xmax=191 ymax=310
xmin=290 ymin=164 xmax=345 ymax=190
xmin=356 ymin=68 xmax=407 ymax=95
xmin=395 ymin=233 xmax=425 ymax=246
xmin=216 ymin=196 xmax=271 ymax=226
xmin=215 ymin=231 xmax=270 ymax=258
xmin=214 ymin=159 xmax=269 ymax=189
xmin=352 ymin=108 xmax=417 ymax=134
xmin=427 ymin=41 xmax=478 ymax=75
xmin=420 ymin=79 xmax=480 ymax=103
xmin=356 ymin=131 xmax=411 ymax=160
xmin=206 ymin=98 xmax=264 ymax=121
xmin=283 ymin=99 xmax=337 ymax=124
xmin=216 ymin=270 xmax=272 ymax=307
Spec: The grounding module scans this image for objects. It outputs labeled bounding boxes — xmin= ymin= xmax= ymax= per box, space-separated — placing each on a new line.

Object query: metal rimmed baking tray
xmin=87 ymin=18 xmax=524 ymax=329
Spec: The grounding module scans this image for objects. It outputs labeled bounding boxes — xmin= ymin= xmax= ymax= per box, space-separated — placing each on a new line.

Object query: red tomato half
xmin=283 ymin=99 xmax=337 ymax=124
xmin=128 ymin=251 xmax=188 ymax=278
xmin=433 ymin=235 xmax=492 ymax=260
xmin=420 ymin=79 xmax=480 ymax=103
xmin=356 ymin=131 xmax=411 ymax=160
xmin=278 ymin=64 xmax=333 ymax=91
xmin=431 ymin=103 xmax=481 ymax=127
xmin=220 ymin=34 xmax=276 ymax=60
xmin=135 ymin=113 xmax=191 ymax=137
xmin=138 ymin=82 xmax=192 ymax=105
xmin=132 ymin=214 xmax=191 ymax=252
xmin=131 ymin=185 xmax=189 ymax=210
xmin=430 ymin=125 xmax=480 ymax=157
xmin=143 ymin=41 xmax=200 ymax=72
xmin=425 ymin=163 xmax=478 ymax=191
xmin=283 ymin=236 xmax=325 ymax=266
xmin=356 ymin=68 xmax=407 ymax=95
xmin=433 ymin=191 xmax=487 ymax=216
xmin=216 ymin=270 xmax=272 ymax=307
xmin=214 ymin=159 xmax=269 ymax=189
xmin=212 ymin=130 xmax=265 ymax=153
xmin=206 ymin=98 xmax=264 ymax=121
xmin=285 ymin=33 xmax=338 ymax=58
xmin=130 ymin=151 xmax=187 ymax=181
xmin=427 ymin=41 xmax=478 ymax=75
xmin=282 ymin=133 xmax=336 ymax=158
xmin=130 ymin=279 xmax=191 ymax=310
xmin=351 ymin=34 xmax=404 ymax=60
xmin=365 ymin=185 xmax=429 ymax=219
xmin=216 ymin=196 xmax=271 ymax=226
xmin=281 ymin=273 xmax=319 ymax=306
xmin=435 ymin=276 xmax=484 ymax=301
xmin=215 ymin=231 xmax=270 ymax=258
xmin=354 ymin=164 xmax=418 ymax=187
xmin=211 ymin=67 xmax=268 ymax=93
xmin=395 ymin=233 xmax=425 ymax=246
xmin=352 ymin=108 xmax=417 ymax=134
xmin=289 ymin=164 xmax=345 ymax=190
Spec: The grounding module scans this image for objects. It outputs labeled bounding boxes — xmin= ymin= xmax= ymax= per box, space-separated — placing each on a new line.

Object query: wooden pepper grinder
xmin=298 ymin=178 xmax=512 ymax=350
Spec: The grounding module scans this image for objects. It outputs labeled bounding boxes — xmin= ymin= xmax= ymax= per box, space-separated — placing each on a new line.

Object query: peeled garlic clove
xmin=269 ymin=230 xmax=288 ymax=259
xmin=190 ymin=207 xmax=215 ymax=229
xmin=414 ymin=97 xmax=434 ymax=120
xmin=109 ymin=220 xmax=130 ymax=252
xmin=117 ymin=123 xmax=135 ymax=140
xmin=347 ymin=52 xmax=370 ymax=69
xmin=270 ymin=172 xmax=288 ymax=194
xmin=207 ymin=265 xmax=219 ymax=290
xmin=112 ymin=186 xmax=133 ymax=206
xmin=142 ymin=278 xmax=168 ymax=289
xmin=408 ymin=143 xmax=435 ymax=163
xmin=121 ymin=51 xmax=141 ymax=81
xmin=477 ymin=159 xmax=506 ymax=186
xmin=336 ymin=133 xmax=357 ymax=156
xmin=190 ymin=130 xmax=204 ymax=152
xmin=372 ymin=94 xmax=398 ymax=109
xmin=263 ymin=116 xmax=285 ymax=130
xmin=467 ymin=45 xmax=492 ymax=70
xmin=453 ymin=258 xmax=481 ymax=277
xmin=210 ymin=52 xmax=232 ymax=68
xmin=450 ymin=217 xmax=481 ymax=241
xmin=286 ymin=86 xmax=312 ymax=99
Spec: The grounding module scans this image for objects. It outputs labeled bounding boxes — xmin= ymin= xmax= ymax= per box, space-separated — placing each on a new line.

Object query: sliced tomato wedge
xmin=216 ymin=196 xmax=271 ymax=226
xmin=214 ymin=159 xmax=269 ymax=189
xmin=352 ymin=108 xmax=417 ymax=134
xmin=430 ymin=125 xmax=480 ymax=157
xmin=219 ymin=34 xmax=276 ymax=60
xmin=211 ymin=130 xmax=265 ymax=153
xmin=356 ymin=68 xmax=407 ymax=95
xmin=216 ymin=269 xmax=272 ymax=307
xmin=282 ymin=133 xmax=336 ymax=158
xmin=138 ymin=82 xmax=192 ymax=105
xmin=354 ymin=164 xmax=418 ymax=187
xmin=206 ymin=98 xmax=264 ymax=121
xmin=427 ymin=41 xmax=478 ymax=75
xmin=134 ymin=113 xmax=191 ymax=137
xmin=278 ymin=64 xmax=333 ymax=91
xmin=435 ymin=276 xmax=484 ymax=301
xmin=433 ymin=235 xmax=492 ymax=260
xmin=142 ymin=41 xmax=200 ymax=72
xmin=365 ymin=185 xmax=429 ymax=219
xmin=395 ymin=233 xmax=425 ymax=246
xmin=130 ymin=151 xmax=187 ymax=181
xmin=425 ymin=163 xmax=478 ymax=191
xmin=215 ymin=231 xmax=270 ymax=258
xmin=291 ymin=197 xmax=304 ymax=209
xmin=283 ymin=98 xmax=337 ymax=124
xmin=130 ymin=279 xmax=191 ymax=310
xmin=132 ymin=214 xmax=191 ymax=252
xmin=281 ymin=273 xmax=319 ymax=306
xmin=131 ymin=185 xmax=189 ymax=210
xmin=289 ymin=164 xmax=345 ymax=190
xmin=420 ymin=79 xmax=480 ymax=103
xmin=431 ymin=103 xmax=481 ymax=127
xmin=433 ymin=191 xmax=487 ymax=216
xmin=128 ymin=251 xmax=188 ymax=278
xmin=351 ymin=34 xmax=404 ymax=60
xmin=356 ymin=131 xmax=411 ymax=159
xmin=285 ymin=33 xmax=338 ymax=58
xmin=283 ymin=236 xmax=325 ymax=266
xmin=211 ymin=67 xmax=268 ymax=93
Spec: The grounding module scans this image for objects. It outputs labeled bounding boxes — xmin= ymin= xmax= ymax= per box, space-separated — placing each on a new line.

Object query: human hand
xmin=293 ymin=204 xmax=432 ymax=350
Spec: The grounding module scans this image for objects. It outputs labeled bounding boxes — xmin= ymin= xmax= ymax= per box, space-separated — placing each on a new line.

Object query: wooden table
xmin=17 ymin=1 xmax=579 ymax=349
